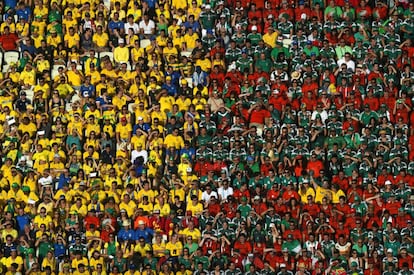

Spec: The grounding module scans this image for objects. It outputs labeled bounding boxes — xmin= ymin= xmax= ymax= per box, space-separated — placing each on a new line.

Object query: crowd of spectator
xmin=0 ymin=0 xmax=413 ymax=274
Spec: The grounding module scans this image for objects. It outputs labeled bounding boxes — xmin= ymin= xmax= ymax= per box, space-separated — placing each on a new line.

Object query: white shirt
xmin=131 ymin=149 xmax=148 ymax=164
xmin=201 ymin=190 xmax=218 ymax=202
xmin=38 ymin=175 xmax=53 ymax=186
xmin=311 ymin=110 xmax=328 ymax=124
xmin=217 ymin=186 xmax=234 ymax=201
xmin=139 ymin=20 xmax=155 ymax=34
xmin=337 ymin=58 xmax=355 ymax=72
xmin=124 ymin=22 xmax=140 ymax=34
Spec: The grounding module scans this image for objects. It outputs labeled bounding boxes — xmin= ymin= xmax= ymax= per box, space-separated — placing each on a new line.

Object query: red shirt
xmin=307 ymin=160 xmax=324 ymax=178
xmin=209 ymin=71 xmax=225 ymax=83
xmin=294 ymin=6 xmax=311 ymax=21
xmin=282 ymin=190 xmax=300 ymax=203
xmin=385 ymin=201 xmax=402 ymax=216
xmin=249 ymin=108 xmax=270 ymax=124
xmin=0 ymin=33 xmax=18 ymax=51
xmin=233 ymin=240 xmax=252 ymax=257
xmin=248 ymin=10 xmax=263 ymax=21
xmin=303 ymin=203 xmax=320 ymax=218
xmin=363 ymin=97 xmax=379 ymax=111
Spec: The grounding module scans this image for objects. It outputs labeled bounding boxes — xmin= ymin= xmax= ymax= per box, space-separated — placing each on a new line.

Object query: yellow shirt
xmin=63 ymin=18 xmax=78 ymax=33
xmin=19 ymin=69 xmax=36 ymax=86
xmin=0 ymin=23 xmax=16 ymax=34
xmin=32 ymin=21 xmax=47 ymax=36
xmin=159 ymin=95 xmax=175 ymax=113
xmin=64 ymin=33 xmax=80 ymax=49
xmin=93 ymin=32 xmax=109 ymax=48
xmin=33 ymin=215 xmax=53 ymax=228
xmin=165 ymin=241 xmax=183 ymax=256
xmin=119 ymin=201 xmax=137 ymax=217
xmin=89 ymin=256 xmax=105 ymax=272
xmin=113 ymin=46 xmax=130 ymax=63
xmin=332 ymin=189 xmax=346 ymax=204
xmin=163 ymin=46 xmax=179 ymax=61
xmin=164 ymin=134 xmax=184 ymax=149
xmin=195 ymin=58 xmax=212 ymax=73
xmin=115 ymin=123 xmax=132 ymax=140
xmin=298 ymin=187 xmax=316 ymax=204
xmin=3 ymin=256 xmax=23 ymax=269
xmin=47 ymin=34 xmax=62 ymax=48
xmin=183 ymin=33 xmax=199 ymax=50
xmin=169 ymin=188 xmax=185 ymax=202
xmin=131 ymin=47 xmax=145 ymax=63
xmin=175 ymin=97 xmax=192 ymax=112
xmin=180 ymin=228 xmax=201 ymax=240
xmin=16 ymin=23 xmax=29 ymax=37
xmin=138 ymin=202 xmax=154 ymax=213
xmin=172 ymin=0 xmax=187 ymax=9
xmin=134 ymin=243 xmax=152 ymax=257
xmin=36 ymin=59 xmax=50 ymax=73
xmin=1 ymin=229 xmax=18 ymax=242
xmin=137 ymin=189 xmax=157 ymax=203
xmin=185 ymin=202 xmax=203 ymax=216
xmin=70 ymin=203 xmax=88 ymax=217
xmin=263 ymin=31 xmax=278 ymax=48
xmin=32 ymin=33 xmax=45 ymax=48
xmin=66 ymin=70 xmax=83 ymax=86
xmin=314 ymin=186 xmax=333 ymax=204
xmin=188 ymin=7 xmax=202 ymax=20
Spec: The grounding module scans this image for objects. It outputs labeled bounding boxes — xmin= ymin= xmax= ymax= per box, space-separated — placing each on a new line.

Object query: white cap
xmin=118 ymin=38 xmax=124 ymax=44
xmin=254 ymin=195 xmax=260 ymax=200
xmin=205 ymin=4 xmax=211 ymax=9
xmin=280 ymin=263 xmax=286 ymax=268
xmin=186 ymin=167 xmax=192 ymax=172
xmin=301 ymin=13 xmax=307 ymax=19
xmin=385 ymin=180 xmax=392 ymax=185
xmin=387 ymin=248 xmax=393 ymax=253
xmin=137 ymin=116 xmax=143 ymax=120
xmin=251 ymin=26 xmax=257 ymax=31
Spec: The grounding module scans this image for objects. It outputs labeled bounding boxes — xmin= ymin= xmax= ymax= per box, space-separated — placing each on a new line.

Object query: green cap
xmin=12 ymin=183 xmax=19 ymax=188
xmin=22 ymin=186 xmax=30 ymax=192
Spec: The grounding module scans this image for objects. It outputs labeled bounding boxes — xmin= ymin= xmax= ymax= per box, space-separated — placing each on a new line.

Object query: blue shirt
xmin=183 ymin=21 xmax=201 ymax=33
xmin=145 ymin=0 xmax=156 ymax=8
xmin=162 ymin=83 xmax=178 ymax=97
xmin=80 ymin=84 xmax=95 ymax=98
xmin=165 ymin=71 xmax=181 ymax=87
xmin=96 ymin=96 xmax=112 ymax=111
xmin=133 ymin=124 xmax=150 ymax=134
xmin=16 ymin=8 xmax=31 ymax=21
xmin=54 ymin=243 xmax=66 ymax=257
xmin=20 ymin=44 xmax=36 ymax=56
xmin=134 ymin=228 xmax=154 ymax=243
xmin=4 ymin=0 xmax=17 ymax=9
xmin=16 ymin=214 xmax=30 ymax=233
xmin=108 ymin=20 xmax=125 ymax=32
xmin=118 ymin=229 xmax=135 ymax=242
xmin=57 ymin=174 xmax=71 ymax=190
xmin=180 ymin=148 xmax=196 ymax=162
